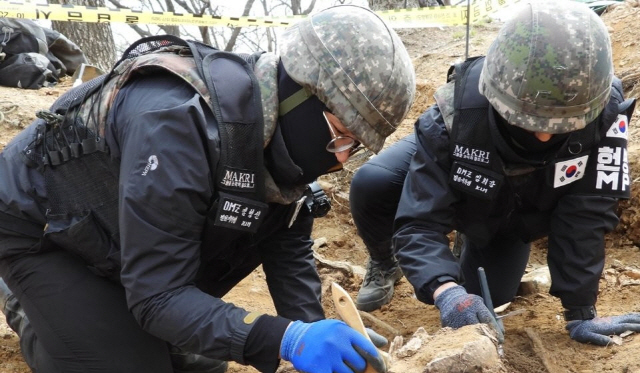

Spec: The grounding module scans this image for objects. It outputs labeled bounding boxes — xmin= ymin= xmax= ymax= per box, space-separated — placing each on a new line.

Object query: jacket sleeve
xmin=259 ymin=205 xmax=325 ymax=322
xmin=393 ymin=105 xmax=462 ymax=305
xmin=548 ymin=80 xmax=631 ymax=310
xmin=548 ymin=193 xmax=619 ymax=310
xmin=109 ymin=73 xmax=282 ymax=369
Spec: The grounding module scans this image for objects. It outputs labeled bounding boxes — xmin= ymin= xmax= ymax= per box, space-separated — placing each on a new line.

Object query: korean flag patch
xmin=553 ymin=155 xmax=589 ymax=188
xmin=606 ymin=114 xmax=629 ymax=140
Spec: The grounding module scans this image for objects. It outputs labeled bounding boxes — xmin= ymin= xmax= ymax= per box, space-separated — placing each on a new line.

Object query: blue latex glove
xmin=566 ymin=313 xmax=640 ymax=346
xmin=434 ymin=285 xmax=499 ymax=330
xmin=280 ymin=319 xmax=386 ymax=373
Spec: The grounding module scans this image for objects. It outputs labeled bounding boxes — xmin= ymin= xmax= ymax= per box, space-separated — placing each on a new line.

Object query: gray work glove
xmin=434 ymin=285 xmax=499 ymax=330
xmin=566 ymin=313 xmax=640 ymax=346
xmin=365 ymin=328 xmax=388 ymax=348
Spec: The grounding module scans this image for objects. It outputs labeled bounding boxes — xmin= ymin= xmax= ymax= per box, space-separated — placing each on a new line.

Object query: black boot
xmin=356 ymin=256 xmax=403 ymax=312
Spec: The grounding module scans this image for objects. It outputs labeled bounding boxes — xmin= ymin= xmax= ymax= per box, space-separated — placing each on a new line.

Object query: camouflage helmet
xmin=479 ymin=1 xmax=613 ymax=134
xmin=279 ymin=5 xmax=416 ymax=153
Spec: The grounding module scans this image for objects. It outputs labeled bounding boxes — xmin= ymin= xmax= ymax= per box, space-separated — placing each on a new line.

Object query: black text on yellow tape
xmin=0 ymin=0 xmax=518 ymax=28
xmin=0 ymin=1 xmax=301 ymax=27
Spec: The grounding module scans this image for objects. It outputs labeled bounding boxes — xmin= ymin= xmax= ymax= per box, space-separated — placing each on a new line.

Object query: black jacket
xmin=0 ymin=71 xmax=323 ymax=372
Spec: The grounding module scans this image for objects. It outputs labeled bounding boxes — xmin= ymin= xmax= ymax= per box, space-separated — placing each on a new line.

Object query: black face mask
xmin=495 ymin=111 xmax=569 ymax=155
xmin=277 ymin=62 xmax=340 ymax=184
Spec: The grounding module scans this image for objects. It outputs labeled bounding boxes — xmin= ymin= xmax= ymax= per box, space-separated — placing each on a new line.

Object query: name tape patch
xmin=449 ymin=161 xmax=503 ymax=199
xmin=214 ymin=192 xmax=268 ymax=233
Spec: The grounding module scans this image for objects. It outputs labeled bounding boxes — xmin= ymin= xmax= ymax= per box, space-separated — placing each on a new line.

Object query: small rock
xmin=518 ymin=266 xmax=551 ymax=295
xmin=611 ymin=335 xmax=624 ymax=345
xmin=620 ymin=330 xmax=635 ymax=338
xmin=312 ymin=237 xmax=327 ymax=249
xmin=391 ymin=327 xmax=431 ymax=358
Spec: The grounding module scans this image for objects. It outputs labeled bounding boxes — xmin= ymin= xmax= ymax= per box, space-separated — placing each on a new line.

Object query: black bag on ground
xmin=0 ymin=18 xmax=87 ymax=89
xmin=0 ymin=52 xmax=59 ymax=89
xmin=43 ymin=27 xmax=86 ymax=77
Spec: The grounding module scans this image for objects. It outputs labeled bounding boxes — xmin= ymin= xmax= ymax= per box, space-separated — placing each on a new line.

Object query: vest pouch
xmin=43 ymin=210 xmax=120 ymax=280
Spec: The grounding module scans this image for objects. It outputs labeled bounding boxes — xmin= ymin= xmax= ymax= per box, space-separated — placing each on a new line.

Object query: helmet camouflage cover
xmin=279 ymin=5 xmax=416 ymax=153
xmin=479 ymin=1 xmax=613 ymax=134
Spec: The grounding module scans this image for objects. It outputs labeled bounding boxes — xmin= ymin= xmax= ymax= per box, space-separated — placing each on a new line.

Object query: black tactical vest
xmin=23 ymin=36 xmax=268 ymax=278
xmin=443 ymin=57 xmax=634 ymax=244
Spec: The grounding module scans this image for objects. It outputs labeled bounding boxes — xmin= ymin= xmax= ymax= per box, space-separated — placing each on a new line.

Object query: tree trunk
xmin=224 ymin=0 xmax=256 ymax=51
xmin=50 ymin=0 xmax=117 ymax=73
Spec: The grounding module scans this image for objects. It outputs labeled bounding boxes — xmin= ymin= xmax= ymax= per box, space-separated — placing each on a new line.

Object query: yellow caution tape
xmin=469 ymin=0 xmax=522 ymax=21
xmin=377 ymin=5 xmax=471 ymax=28
xmin=0 ymin=0 xmax=518 ymax=28
xmin=0 ymin=1 xmax=300 ymax=27
xmin=377 ymin=0 xmax=520 ymax=28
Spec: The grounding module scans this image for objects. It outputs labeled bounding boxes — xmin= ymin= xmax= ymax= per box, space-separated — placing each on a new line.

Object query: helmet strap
xmin=279 ymin=86 xmax=312 ymax=116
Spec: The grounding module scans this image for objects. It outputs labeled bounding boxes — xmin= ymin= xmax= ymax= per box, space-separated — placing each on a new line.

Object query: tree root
xmin=313 ymin=246 xmax=366 ymax=278
xmin=359 ymin=310 xmax=401 ymax=337
xmin=525 ymin=328 xmax=560 ymax=373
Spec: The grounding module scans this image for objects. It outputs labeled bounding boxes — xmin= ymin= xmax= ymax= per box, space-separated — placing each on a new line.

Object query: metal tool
xmin=477 ymin=267 xmax=505 ymax=357
xmin=71 ymin=63 xmax=104 ymax=87
xmin=331 ymin=282 xmax=390 ymax=372
xmin=498 ymin=308 xmax=526 ymax=320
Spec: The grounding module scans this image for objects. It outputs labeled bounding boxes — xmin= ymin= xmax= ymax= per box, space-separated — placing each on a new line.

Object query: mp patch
xmin=571 ymin=114 xmax=631 ymax=199
xmin=593 ymin=145 xmax=630 ymax=195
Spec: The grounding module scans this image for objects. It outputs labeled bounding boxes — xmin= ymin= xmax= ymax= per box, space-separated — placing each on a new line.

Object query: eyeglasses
xmin=323 ymin=111 xmax=362 ymax=155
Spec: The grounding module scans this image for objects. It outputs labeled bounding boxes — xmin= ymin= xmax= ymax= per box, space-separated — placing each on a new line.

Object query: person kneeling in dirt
xmin=351 ymin=1 xmax=640 ymax=346
xmin=0 ymin=5 xmax=415 ymax=373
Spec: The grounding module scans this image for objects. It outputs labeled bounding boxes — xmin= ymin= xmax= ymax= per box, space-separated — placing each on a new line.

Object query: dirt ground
xmin=3 ymin=2 xmax=640 ymax=372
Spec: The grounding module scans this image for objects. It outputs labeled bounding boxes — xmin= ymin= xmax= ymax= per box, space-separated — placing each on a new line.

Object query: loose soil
xmin=3 ymin=3 xmax=640 ymax=372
